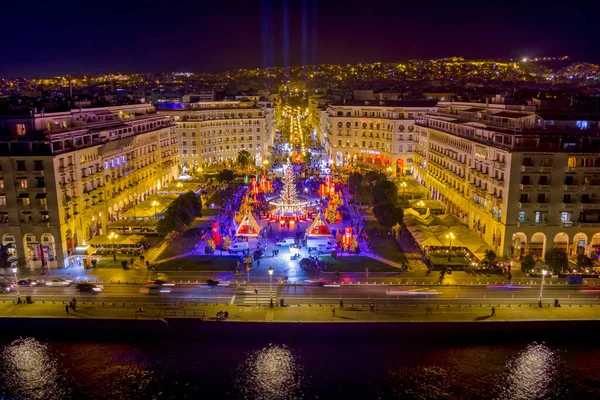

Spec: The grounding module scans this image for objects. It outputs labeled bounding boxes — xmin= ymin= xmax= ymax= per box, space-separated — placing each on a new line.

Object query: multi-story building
xmin=325 ymin=100 xmax=437 ymax=175
xmin=413 ymin=102 xmax=600 ymax=258
xmin=158 ymin=101 xmax=274 ymax=171
xmin=0 ymin=105 xmax=178 ymax=269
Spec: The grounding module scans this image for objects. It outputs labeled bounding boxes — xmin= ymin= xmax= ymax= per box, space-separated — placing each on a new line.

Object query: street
xmin=4 ymin=281 xmax=600 ymax=306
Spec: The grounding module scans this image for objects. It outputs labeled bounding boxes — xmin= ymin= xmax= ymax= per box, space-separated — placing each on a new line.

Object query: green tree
xmin=348 ymin=172 xmax=362 ymax=194
xmin=0 ymin=244 xmax=16 ymax=268
xmin=521 ymin=254 xmax=536 ymax=273
xmin=576 ymin=254 xmax=593 ymax=269
xmin=372 ymin=180 xmax=399 ymax=205
xmin=545 ymin=248 xmax=569 ymax=275
xmin=364 ymin=171 xmax=385 ymax=187
xmin=217 ymin=169 xmax=234 ymax=183
xmin=373 ymin=203 xmax=404 ymax=229
xmin=157 ymin=191 xmax=203 ymax=236
xmin=483 ymin=250 xmax=497 ymax=264
xmin=236 ymin=150 xmax=252 ymax=169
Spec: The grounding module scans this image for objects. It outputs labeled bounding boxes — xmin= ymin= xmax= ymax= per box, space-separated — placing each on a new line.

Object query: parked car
xmin=205 ymin=279 xmax=220 ymax=287
xmin=276 ymin=237 xmax=296 ymax=247
xmin=229 ymin=242 xmax=249 ymax=253
xmin=299 ymin=258 xmax=318 ymax=270
xmin=253 ymin=250 xmax=264 ymax=260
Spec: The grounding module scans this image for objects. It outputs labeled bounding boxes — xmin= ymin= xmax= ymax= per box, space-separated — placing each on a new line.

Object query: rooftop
xmin=332 ymin=100 xmax=438 ymax=108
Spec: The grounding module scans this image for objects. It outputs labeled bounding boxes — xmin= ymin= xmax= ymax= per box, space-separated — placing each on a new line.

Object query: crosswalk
xmin=241 ymin=284 xmax=278 ymax=305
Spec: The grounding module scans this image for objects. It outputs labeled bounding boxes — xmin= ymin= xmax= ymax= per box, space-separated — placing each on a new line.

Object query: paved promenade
xmin=1 ymin=298 xmax=599 ymax=323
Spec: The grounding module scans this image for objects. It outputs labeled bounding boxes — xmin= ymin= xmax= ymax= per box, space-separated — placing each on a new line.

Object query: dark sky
xmin=2 ymin=0 xmax=599 ymax=77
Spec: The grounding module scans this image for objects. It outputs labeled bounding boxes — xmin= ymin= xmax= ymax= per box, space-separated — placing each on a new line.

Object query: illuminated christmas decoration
xmin=211 ymin=221 xmax=221 ymax=245
xmin=269 ymin=162 xmax=308 ymax=220
xmin=235 ymin=211 xmax=261 ymax=236
xmin=306 ymin=212 xmax=333 ymax=237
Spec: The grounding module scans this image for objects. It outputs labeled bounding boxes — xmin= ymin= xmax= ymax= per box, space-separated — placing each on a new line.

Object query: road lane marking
xmin=230 ymin=294 xmax=236 ymax=304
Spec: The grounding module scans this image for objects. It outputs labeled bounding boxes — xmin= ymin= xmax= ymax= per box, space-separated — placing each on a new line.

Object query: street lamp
xmin=109 ymin=232 xmax=118 ymax=261
xmin=268 ymin=266 xmax=274 ymax=307
xmin=538 ymin=269 xmax=547 ymax=307
xmin=446 ymin=232 xmax=455 ymax=262
xmin=400 ymin=181 xmax=407 ymax=198
xmin=11 ymin=267 xmax=20 ymax=302
xmin=152 ymin=201 xmax=159 ymax=219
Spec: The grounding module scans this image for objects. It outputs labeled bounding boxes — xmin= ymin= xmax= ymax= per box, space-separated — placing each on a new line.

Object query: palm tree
xmin=236 ymin=150 xmax=252 ymax=169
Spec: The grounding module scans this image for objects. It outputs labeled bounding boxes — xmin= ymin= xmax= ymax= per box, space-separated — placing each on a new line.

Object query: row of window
xmin=335 ymin=121 xmax=415 ymax=131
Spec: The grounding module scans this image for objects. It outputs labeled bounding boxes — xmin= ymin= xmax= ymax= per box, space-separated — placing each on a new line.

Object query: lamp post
xmin=538 ymin=269 xmax=547 ymax=307
xmin=400 ymin=181 xmax=407 ymax=199
xmin=109 ymin=232 xmax=118 ymax=261
xmin=446 ymin=232 xmax=455 ymax=262
xmin=268 ymin=266 xmax=274 ymax=307
xmin=152 ymin=201 xmax=158 ymax=219
xmin=11 ymin=267 xmax=20 ymax=302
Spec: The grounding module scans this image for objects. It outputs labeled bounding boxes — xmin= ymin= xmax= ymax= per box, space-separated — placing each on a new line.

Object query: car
xmin=76 ymin=283 xmax=104 ymax=292
xmin=142 ymin=279 xmax=175 ymax=286
xmin=0 ymin=282 xmax=13 ymax=294
xmin=17 ymin=279 xmax=38 ymax=287
xmin=228 ymin=242 xmax=249 ymax=252
xmin=304 ymin=279 xmax=332 ymax=287
xmin=299 ymin=258 xmax=318 ymax=270
xmin=276 ymin=237 xmax=296 ymax=247
xmin=45 ymin=278 xmax=72 ymax=286
xmin=253 ymin=250 xmax=264 ymax=260
xmin=140 ymin=286 xmax=170 ymax=294
xmin=205 ymin=279 xmax=220 ymax=287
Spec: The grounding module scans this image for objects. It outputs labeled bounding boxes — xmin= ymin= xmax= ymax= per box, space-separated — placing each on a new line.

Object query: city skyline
xmin=3 ymin=0 xmax=599 ymax=77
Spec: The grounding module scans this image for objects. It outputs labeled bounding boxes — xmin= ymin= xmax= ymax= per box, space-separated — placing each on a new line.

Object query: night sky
xmin=2 ymin=0 xmax=598 ymax=77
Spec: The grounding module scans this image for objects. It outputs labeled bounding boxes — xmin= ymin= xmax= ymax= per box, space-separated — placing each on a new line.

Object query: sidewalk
xmin=1 ymin=300 xmax=599 ymax=323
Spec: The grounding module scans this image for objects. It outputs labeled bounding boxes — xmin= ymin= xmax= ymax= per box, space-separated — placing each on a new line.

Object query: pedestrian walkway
xmin=397 ymin=233 xmax=428 ymax=272
xmin=241 ymin=284 xmax=278 ymax=306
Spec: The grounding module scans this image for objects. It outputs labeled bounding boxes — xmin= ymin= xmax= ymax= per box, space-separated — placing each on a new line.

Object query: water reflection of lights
xmin=495 ymin=342 xmax=563 ymax=400
xmin=235 ymin=344 xmax=305 ymax=400
xmin=0 ymin=338 xmax=69 ymax=399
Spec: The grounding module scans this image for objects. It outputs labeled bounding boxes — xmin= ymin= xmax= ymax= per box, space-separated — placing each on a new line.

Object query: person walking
xmin=491 ymin=307 xmax=496 ymax=316
xmin=65 ymin=304 xmax=70 ymax=315
xmin=331 ymin=307 xmax=336 ymax=317
xmin=339 ymin=300 xmax=344 ymax=309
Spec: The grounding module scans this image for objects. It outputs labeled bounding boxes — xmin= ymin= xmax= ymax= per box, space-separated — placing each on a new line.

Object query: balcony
xmin=518 ymin=202 xmax=531 ymax=209
xmin=561 ymin=202 xmax=576 ymax=210
xmin=517 ymin=220 xmax=530 ymax=227
xmin=580 ymin=203 xmax=600 ymax=210
xmin=536 ymin=202 xmax=550 ymax=210
xmin=520 ymin=184 xmax=533 ymax=191
xmin=494 ymin=161 xmax=506 ymax=170
xmin=582 ymin=184 xmax=600 ymax=191
xmin=563 ymin=184 xmax=578 ymax=192
xmin=535 ymin=221 xmax=548 ymax=227
xmin=539 ymin=166 xmax=552 ymax=173
xmin=580 ymin=222 xmax=600 ymax=228
xmin=537 ymin=184 xmax=551 ymax=191
xmin=521 ymin=165 xmax=536 ymax=173
xmin=33 ymin=187 xmax=47 ymax=193
xmin=565 ymin=167 xmax=577 ymax=173
xmin=561 ymin=221 xmax=575 ymax=228
xmin=32 ymin=170 xmax=44 ymax=176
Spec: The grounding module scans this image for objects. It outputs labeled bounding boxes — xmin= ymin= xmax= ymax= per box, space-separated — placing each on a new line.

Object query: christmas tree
xmin=281 ymin=163 xmax=300 ymax=206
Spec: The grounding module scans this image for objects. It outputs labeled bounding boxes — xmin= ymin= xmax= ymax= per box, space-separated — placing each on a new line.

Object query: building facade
xmin=0 ymin=105 xmax=178 ymax=269
xmin=413 ymin=102 xmax=600 ymax=258
xmin=158 ymin=101 xmax=274 ymax=171
xmin=325 ymin=100 xmax=437 ymax=175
